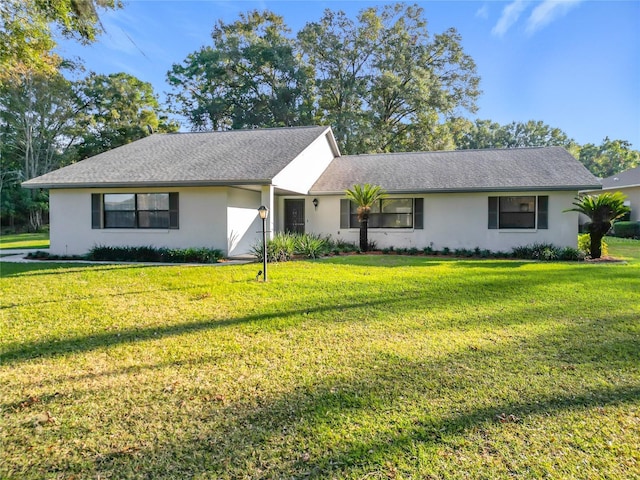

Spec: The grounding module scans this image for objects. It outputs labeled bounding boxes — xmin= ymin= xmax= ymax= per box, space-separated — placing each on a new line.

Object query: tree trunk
xmin=28 ymin=207 xmax=42 ymax=232
xmin=359 ymin=218 xmax=368 ymax=252
xmin=589 ymin=221 xmax=611 ymax=259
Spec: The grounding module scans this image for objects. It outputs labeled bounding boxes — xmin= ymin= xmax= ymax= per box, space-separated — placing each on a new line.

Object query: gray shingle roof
xmin=23 ymin=126 xmax=331 ymax=188
xmin=310 ymin=146 xmax=600 ymax=194
xmin=600 ymin=166 xmax=640 ymax=189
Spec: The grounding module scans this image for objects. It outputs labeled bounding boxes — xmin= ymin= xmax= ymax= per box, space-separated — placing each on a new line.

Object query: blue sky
xmin=55 ymin=1 xmax=640 ymax=148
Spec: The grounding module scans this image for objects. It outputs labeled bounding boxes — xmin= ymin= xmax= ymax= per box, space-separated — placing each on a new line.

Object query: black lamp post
xmin=257 ymin=205 xmax=268 ymax=282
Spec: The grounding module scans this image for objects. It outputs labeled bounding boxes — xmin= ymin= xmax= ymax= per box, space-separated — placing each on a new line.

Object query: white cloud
xmin=492 ymin=0 xmax=530 ymax=37
xmin=526 ymin=0 xmax=583 ymax=34
xmin=476 ymin=4 xmax=489 ymax=20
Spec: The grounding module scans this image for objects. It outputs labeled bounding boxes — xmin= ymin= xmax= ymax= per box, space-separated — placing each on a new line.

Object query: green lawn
xmin=0 ymin=231 xmax=50 ymax=250
xmin=1 ymin=241 xmax=639 ymax=479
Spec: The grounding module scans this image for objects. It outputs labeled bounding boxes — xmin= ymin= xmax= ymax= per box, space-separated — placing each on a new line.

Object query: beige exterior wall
xmin=307 ymin=191 xmax=581 ymax=251
xmin=49 ymin=186 xmax=262 ymax=256
xmin=615 ymin=186 xmax=640 ymax=222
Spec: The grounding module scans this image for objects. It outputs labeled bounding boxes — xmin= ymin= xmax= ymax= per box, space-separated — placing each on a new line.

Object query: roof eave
xmin=21 ymin=179 xmax=273 ymax=189
xmin=310 ymin=184 xmax=603 ymax=195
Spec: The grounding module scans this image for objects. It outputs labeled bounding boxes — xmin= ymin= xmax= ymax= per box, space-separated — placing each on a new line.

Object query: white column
xmin=261 ymin=184 xmax=275 ymax=240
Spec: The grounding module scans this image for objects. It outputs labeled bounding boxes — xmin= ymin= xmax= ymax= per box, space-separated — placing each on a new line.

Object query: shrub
xmin=558 ymin=246 xmax=584 ymax=261
xmin=86 ymin=245 xmax=222 ymax=263
xmin=578 ymin=233 xmax=608 ymax=257
xmin=295 ymin=233 xmax=330 ymax=259
xmin=422 ymin=246 xmax=434 ymax=255
xmin=612 ymin=221 xmax=640 ymax=239
xmin=331 ymin=238 xmax=359 ymax=254
xmin=511 ymin=243 xmax=583 ymax=261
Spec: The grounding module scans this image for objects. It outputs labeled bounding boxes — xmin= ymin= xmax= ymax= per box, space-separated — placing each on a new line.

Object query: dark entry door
xmin=284 ymin=199 xmax=305 ymax=234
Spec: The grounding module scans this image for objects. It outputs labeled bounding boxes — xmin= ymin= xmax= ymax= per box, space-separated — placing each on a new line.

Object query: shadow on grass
xmin=3 ymin=257 xmax=639 ymax=365
xmin=63 ymin=313 xmax=640 ymax=478
xmin=0 ymin=262 xmax=203 ymax=278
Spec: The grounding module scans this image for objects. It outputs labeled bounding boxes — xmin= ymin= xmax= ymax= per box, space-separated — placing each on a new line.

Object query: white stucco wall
xmin=307 ymin=191 xmax=581 ymax=251
xmin=227 ymin=187 xmax=262 ymax=256
xmin=272 ymin=132 xmax=337 ymax=194
xmin=48 ymin=187 xmax=252 ymax=256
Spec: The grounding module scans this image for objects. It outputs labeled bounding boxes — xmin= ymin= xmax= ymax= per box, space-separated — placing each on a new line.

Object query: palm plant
xmin=564 ymin=192 xmax=630 ymax=258
xmin=345 ymin=183 xmax=386 ymax=252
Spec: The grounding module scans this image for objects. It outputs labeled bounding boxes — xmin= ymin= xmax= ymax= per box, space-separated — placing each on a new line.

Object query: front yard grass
xmin=0 ymin=232 xmax=49 ymax=250
xmin=1 ymin=241 xmax=639 ymax=479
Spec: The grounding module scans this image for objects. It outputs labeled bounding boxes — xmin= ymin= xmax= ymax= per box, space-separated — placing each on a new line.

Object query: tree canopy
xmin=0 ymin=69 xmax=174 ymax=229
xmin=168 ymin=4 xmax=480 ymax=154
xmin=0 ymin=0 xmax=121 ymax=80
xmin=168 ymin=11 xmax=314 ymax=131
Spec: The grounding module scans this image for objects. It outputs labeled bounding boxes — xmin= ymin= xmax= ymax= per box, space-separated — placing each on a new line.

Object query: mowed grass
xmin=0 ymin=232 xmax=50 ymax=250
xmin=1 ymin=241 xmax=639 ymax=479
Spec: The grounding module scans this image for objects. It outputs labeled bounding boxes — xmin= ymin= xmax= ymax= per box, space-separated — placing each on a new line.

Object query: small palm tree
xmin=345 ymin=183 xmax=387 ymax=252
xmin=564 ymin=192 xmax=630 ymax=259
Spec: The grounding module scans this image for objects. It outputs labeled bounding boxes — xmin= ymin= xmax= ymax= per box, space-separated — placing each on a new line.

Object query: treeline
xmin=1 ymin=2 xmax=638 ymax=231
xmin=0 ymin=68 xmax=178 ymax=230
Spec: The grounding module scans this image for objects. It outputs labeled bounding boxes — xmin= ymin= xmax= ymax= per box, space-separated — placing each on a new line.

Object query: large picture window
xmin=92 ymin=193 xmax=178 ymax=229
xmin=341 ymin=198 xmax=423 ymax=229
xmin=488 ymin=195 xmax=548 ymax=230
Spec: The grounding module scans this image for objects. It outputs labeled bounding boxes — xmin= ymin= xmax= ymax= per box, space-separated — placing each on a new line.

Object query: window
xmin=340 ymin=198 xmax=423 ymax=229
xmin=92 ymin=193 xmax=178 ymax=229
xmin=488 ymin=196 xmax=548 ymax=230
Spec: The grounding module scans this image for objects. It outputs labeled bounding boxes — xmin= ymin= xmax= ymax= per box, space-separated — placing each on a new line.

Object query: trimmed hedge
xmin=612 ymin=221 xmax=640 ymax=239
xmin=87 ymin=245 xmax=223 ymax=263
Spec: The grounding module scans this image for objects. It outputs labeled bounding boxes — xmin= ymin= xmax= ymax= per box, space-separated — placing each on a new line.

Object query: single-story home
xmin=582 ymin=166 xmax=640 ymax=222
xmin=23 ymin=125 xmax=600 ymax=256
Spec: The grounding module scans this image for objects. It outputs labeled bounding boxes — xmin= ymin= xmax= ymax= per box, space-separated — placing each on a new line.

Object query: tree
xmin=577 ymin=138 xmax=640 ymax=178
xmin=0 ymin=0 xmax=121 ymax=80
xmin=298 ymin=3 xmax=480 ymax=154
xmin=0 ymin=70 xmax=81 ymax=229
xmin=345 ymin=183 xmax=387 ymax=252
xmin=167 ymin=10 xmax=314 ymax=131
xmin=564 ymin=192 xmax=630 ymax=259
xmin=73 ymin=72 xmax=178 ymax=159
xmin=454 ymin=119 xmax=575 ymax=150
xmin=0 ymin=70 xmax=172 ymax=230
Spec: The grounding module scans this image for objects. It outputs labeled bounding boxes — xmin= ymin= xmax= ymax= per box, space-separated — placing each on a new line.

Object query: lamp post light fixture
xmin=257 ymin=205 xmax=269 ymax=282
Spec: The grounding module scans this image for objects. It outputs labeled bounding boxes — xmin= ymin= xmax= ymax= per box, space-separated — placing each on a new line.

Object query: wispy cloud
xmin=476 ymin=4 xmax=489 ymax=20
xmin=492 ymin=0 xmax=530 ymax=37
xmin=526 ymin=0 xmax=583 ymax=34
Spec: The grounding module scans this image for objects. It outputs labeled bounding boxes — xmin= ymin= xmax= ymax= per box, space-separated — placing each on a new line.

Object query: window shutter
xmin=537 ymin=195 xmax=548 ymax=229
xmin=91 ymin=194 xmax=102 ymax=229
xmin=169 ymin=193 xmax=179 ymax=229
xmin=488 ymin=197 xmax=498 ymax=229
xmin=340 ymin=199 xmax=350 ymax=228
xmin=414 ymin=198 xmax=424 ymax=229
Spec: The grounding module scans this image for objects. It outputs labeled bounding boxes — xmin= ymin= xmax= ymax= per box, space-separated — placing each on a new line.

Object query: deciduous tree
xmin=0 ymin=0 xmax=121 ymax=80
xmin=167 ymin=11 xmax=314 ymax=131
xmin=298 ymin=3 xmax=481 ymax=154
xmin=73 ymin=72 xmax=178 ymax=159
xmin=577 ymin=138 xmax=639 ymax=178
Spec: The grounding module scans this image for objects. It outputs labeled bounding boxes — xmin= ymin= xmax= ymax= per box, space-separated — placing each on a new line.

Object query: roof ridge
xmin=157 ymin=125 xmax=328 ymax=136
xmin=340 ymin=145 xmax=563 ymax=159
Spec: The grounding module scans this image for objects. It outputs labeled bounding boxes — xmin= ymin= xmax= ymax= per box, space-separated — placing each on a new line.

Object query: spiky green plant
xmin=564 ymin=192 xmax=630 ymax=258
xmin=345 ymin=183 xmax=387 ymax=252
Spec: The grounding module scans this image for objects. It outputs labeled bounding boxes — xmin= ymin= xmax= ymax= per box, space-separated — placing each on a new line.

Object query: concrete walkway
xmin=0 ymin=249 xmax=254 ymax=266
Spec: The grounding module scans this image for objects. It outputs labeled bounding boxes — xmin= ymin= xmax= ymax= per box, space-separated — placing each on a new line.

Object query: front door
xmin=284 ymin=199 xmax=305 ymax=234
